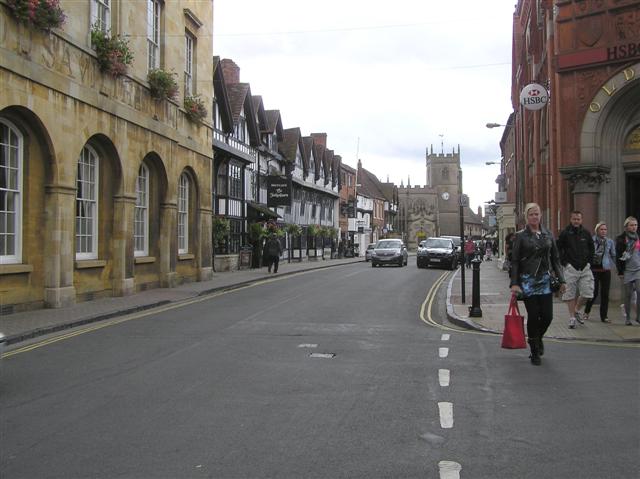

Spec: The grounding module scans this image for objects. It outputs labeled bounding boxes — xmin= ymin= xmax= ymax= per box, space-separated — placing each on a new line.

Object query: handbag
xmin=549 ymin=273 xmax=561 ymax=293
xmin=501 ymin=294 xmax=527 ymax=349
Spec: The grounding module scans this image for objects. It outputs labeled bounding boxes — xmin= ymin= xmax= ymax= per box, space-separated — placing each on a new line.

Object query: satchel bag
xmin=501 ymin=294 xmax=527 ymax=349
xmin=549 ymin=273 xmax=561 ymax=293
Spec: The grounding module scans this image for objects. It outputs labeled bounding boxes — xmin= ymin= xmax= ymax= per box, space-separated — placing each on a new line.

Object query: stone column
xmin=198 ymin=207 xmax=213 ymax=281
xmin=559 ymin=165 xmax=610 ymax=230
xmin=159 ymin=202 xmax=177 ymax=288
xmin=112 ymin=194 xmax=136 ymax=296
xmin=43 ymin=185 xmax=77 ymax=308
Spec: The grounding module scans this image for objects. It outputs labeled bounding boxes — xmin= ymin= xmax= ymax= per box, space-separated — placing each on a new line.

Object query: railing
xmin=213 ymin=128 xmax=257 ymax=161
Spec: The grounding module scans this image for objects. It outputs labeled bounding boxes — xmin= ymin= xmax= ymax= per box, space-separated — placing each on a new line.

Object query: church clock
xmin=441 ymin=191 xmax=450 ymax=201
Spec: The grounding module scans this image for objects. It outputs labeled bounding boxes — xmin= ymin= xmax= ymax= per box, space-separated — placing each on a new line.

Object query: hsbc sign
xmin=519 ymin=83 xmax=549 ymax=111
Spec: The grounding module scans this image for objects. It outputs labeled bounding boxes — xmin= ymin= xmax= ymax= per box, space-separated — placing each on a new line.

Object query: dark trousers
xmin=266 ymin=255 xmax=279 ymax=273
xmin=523 ymin=293 xmax=553 ymax=339
xmin=585 ymin=269 xmax=611 ymax=321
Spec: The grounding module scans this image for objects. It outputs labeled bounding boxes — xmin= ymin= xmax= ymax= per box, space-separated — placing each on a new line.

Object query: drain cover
xmin=309 ymin=353 xmax=336 ymax=359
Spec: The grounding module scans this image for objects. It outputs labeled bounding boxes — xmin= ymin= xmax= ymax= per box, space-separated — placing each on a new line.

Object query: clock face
xmin=441 ymin=192 xmax=450 ymax=201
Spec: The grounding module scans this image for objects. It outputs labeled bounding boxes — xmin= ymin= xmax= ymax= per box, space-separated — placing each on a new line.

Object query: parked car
xmin=417 ymin=237 xmax=458 ymax=270
xmin=365 ymin=243 xmax=375 ymax=262
xmin=371 ymin=239 xmax=408 ymax=267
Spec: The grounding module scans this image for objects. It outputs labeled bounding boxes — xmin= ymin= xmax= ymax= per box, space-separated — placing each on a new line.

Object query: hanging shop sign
xmin=266 ymin=175 xmax=292 ymax=207
xmin=519 ymin=83 xmax=549 ymax=111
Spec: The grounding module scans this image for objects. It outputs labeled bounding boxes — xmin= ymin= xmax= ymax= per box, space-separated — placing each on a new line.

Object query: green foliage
xmin=7 ymin=0 xmax=66 ymax=32
xmin=307 ymin=224 xmax=321 ymax=237
xmin=249 ymin=222 xmax=267 ymax=242
xmin=184 ymin=95 xmax=208 ymax=123
xmin=147 ymin=69 xmax=179 ymax=101
xmin=285 ymin=223 xmax=302 ymax=237
xmin=212 ymin=216 xmax=230 ymax=244
xmin=90 ymin=25 xmax=133 ymax=77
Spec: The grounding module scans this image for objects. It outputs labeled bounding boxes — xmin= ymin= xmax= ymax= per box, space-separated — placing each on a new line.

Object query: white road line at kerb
xmin=439 ymin=369 xmax=450 ymax=387
xmin=438 ymin=461 xmax=462 ymax=479
xmin=438 ymin=402 xmax=453 ymax=428
xmin=439 ymin=347 xmax=449 ymax=358
xmin=441 ymin=334 xmax=450 ymax=341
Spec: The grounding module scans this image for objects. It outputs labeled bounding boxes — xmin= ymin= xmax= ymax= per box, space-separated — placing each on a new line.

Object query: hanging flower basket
xmin=7 ymin=0 xmax=66 ymax=32
xmin=184 ymin=95 xmax=208 ymax=123
xmin=90 ymin=26 xmax=133 ymax=77
xmin=147 ymin=69 xmax=179 ymax=101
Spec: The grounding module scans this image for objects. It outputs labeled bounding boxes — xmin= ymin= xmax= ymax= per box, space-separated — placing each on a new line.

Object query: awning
xmin=247 ymin=202 xmax=281 ymax=219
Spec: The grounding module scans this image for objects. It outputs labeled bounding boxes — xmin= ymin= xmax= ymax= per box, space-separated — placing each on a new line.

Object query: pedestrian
xmin=263 ymin=233 xmax=283 ymax=274
xmin=584 ymin=222 xmax=616 ymax=323
xmin=615 ymin=216 xmax=640 ymax=325
xmin=510 ymin=203 xmax=566 ymax=365
xmin=464 ymin=237 xmax=475 ymax=269
xmin=556 ymin=210 xmax=595 ymax=329
xmin=504 ymin=230 xmax=515 ymax=273
xmin=485 ymin=239 xmax=493 ymax=261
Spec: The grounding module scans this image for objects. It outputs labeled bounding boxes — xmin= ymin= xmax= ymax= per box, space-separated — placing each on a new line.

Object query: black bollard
xmin=469 ymin=257 xmax=483 ymax=317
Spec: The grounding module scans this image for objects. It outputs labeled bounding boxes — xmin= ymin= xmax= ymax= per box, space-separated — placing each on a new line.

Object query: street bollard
xmin=469 ymin=257 xmax=483 ymax=317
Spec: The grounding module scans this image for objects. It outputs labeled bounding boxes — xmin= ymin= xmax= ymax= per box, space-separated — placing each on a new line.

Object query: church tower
xmin=426 ymin=145 xmax=461 ymax=236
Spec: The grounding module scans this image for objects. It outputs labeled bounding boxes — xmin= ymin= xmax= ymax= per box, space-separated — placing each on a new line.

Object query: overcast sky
xmin=213 ymin=0 xmax=514 ymax=213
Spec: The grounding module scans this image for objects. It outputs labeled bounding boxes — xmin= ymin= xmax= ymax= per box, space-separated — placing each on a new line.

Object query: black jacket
xmin=510 ymin=226 xmax=564 ymax=287
xmin=615 ymin=232 xmax=636 ymax=276
xmin=556 ymin=224 xmax=594 ymax=270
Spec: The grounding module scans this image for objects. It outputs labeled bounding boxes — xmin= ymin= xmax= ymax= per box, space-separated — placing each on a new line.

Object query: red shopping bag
xmin=501 ymin=294 xmax=527 ymax=349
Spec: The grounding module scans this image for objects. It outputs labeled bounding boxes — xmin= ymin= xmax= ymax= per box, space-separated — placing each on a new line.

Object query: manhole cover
xmin=309 ymin=353 xmax=336 ymax=359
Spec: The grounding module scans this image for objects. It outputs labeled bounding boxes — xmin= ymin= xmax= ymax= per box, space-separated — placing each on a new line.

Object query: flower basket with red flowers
xmin=147 ymin=69 xmax=179 ymax=101
xmin=90 ymin=25 xmax=133 ymax=77
xmin=7 ymin=0 xmax=66 ymax=32
xmin=184 ymin=95 xmax=208 ymax=123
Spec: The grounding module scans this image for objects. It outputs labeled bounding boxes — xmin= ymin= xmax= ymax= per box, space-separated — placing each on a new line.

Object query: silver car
xmin=371 ymin=239 xmax=408 ymax=267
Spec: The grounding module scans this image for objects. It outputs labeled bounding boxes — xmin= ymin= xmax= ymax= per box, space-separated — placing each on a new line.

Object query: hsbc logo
xmin=520 ymin=83 xmax=549 ymax=111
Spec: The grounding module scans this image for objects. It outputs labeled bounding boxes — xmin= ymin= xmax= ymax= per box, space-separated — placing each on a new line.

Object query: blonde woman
xmin=584 ymin=222 xmax=616 ymax=323
xmin=615 ymin=216 xmax=640 ymax=325
xmin=510 ymin=203 xmax=566 ymax=365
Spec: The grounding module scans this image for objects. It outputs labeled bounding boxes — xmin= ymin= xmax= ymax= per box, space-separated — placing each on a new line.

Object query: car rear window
xmin=425 ymin=239 xmax=452 ymax=248
xmin=376 ymin=240 xmax=401 ymax=248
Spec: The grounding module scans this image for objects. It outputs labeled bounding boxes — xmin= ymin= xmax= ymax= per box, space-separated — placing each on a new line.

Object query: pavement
xmin=1 ymin=255 xmax=639 ymax=347
xmin=447 ymin=258 xmax=640 ymax=343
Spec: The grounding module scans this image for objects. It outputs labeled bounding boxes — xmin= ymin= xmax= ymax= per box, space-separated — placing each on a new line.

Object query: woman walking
xmin=584 ymin=222 xmax=616 ymax=323
xmin=510 ymin=203 xmax=566 ymax=365
xmin=615 ymin=216 xmax=640 ymax=325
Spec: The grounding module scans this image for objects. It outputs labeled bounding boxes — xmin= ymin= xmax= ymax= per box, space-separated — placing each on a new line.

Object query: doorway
xmin=626 ymin=173 xmax=640 ymax=220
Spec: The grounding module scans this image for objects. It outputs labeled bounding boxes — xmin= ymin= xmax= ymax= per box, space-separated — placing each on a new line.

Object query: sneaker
xmin=601 ymin=318 xmax=611 ymax=323
xmin=569 ymin=318 xmax=577 ymax=329
xmin=575 ymin=311 xmax=585 ymax=324
xmin=625 ymin=319 xmax=632 ymax=326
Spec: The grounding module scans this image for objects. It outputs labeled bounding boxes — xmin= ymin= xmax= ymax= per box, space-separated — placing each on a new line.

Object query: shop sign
xmin=520 ymin=83 xmax=549 ymax=111
xmin=266 ymin=175 xmax=291 ymax=207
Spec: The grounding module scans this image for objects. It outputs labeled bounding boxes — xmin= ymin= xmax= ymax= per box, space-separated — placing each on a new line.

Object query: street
xmin=1 ymin=262 xmax=639 ymax=479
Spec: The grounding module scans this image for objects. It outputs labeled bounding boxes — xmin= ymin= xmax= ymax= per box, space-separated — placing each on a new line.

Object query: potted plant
xmin=90 ymin=25 xmax=133 ymax=77
xmin=147 ymin=69 xmax=179 ymax=101
xmin=212 ymin=215 xmax=230 ymax=271
xmin=285 ymin=223 xmax=302 ymax=262
xmin=184 ymin=95 xmax=208 ymax=123
xmin=7 ymin=0 xmax=66 ymax=32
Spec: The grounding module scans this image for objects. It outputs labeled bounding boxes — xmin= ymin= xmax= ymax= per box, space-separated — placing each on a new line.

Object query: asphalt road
xmin=1 ymin=261 xmax=638 ymax=478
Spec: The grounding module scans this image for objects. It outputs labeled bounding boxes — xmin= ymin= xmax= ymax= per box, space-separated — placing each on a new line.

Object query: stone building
xmin=0 ymin=0 xmax=214 ymax=311
xmin=398 ymin=147 xmax=484 ymax=250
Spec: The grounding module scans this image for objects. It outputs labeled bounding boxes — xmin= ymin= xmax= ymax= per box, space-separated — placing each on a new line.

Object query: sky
xmin=212 ymin=0 xmax=514 ymax=214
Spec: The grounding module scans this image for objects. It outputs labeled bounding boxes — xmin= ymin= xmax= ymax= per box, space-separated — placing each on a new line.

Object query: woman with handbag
xmin=510 ymin=203 xmax=566 ymax=365
xmin=584 ymin=222 xmax=616 ymax=323
xmin=615 ymin=216 xmax=640 ymax=325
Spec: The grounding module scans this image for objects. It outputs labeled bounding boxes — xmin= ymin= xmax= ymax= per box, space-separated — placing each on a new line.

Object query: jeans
xmin=623 ymin=279 xmax=640 ymax=322
xmin=585 ymin=269 xmax=611 ymax=321
xmin=523 ymin=293 xmax=553 ymax=339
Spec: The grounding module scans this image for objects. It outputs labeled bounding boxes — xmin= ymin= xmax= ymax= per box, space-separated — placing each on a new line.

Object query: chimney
xmin=221 ymin=59 xmax=240 ymax=84
xmin=310 ymin=133 xmax=327 ymax=147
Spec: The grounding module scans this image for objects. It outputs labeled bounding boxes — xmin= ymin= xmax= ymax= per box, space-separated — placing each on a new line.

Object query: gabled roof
xmin=312 ymin=142 xmax=325 ymax=181
xmin=302 ymin=136 xmax=314 ymax=178
xmin=280 ymin=127 xmax=304 ymax=164
xmin=252 ymin=95 xmax=268 ymax=133
xmin=226 ymin=82 xmax=260 ymax=146
xmin=341 ymin=163 xmax=356 ymax=174
xmin=379 ymin=183 xmax=398 ymax=203
xmin=323 ymin=149 xmax=334 ymax=185
xmin=358 ymin=167 xmax=387 ymax=200
xmin=332 ymin=154 xmax=342 ymax=188
xmin=265 ymin=110 xmax=284 ymax=140
xmin=212 ymin=56 xmax=233 ymax=133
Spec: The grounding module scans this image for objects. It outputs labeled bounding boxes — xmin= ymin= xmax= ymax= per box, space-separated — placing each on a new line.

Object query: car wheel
xmin=371 ymin=262 xmax=376 ymax=268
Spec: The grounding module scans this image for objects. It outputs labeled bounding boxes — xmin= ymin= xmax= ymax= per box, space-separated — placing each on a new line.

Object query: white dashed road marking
xmin=438 ymin=402 xmax=454 ymax=428
xmin=297 ymin=344 xmax=318 ymax=348
xmin=441 ymin=334 xmax=450 ymax=341
xmin=439 ymin=369 xmax=450 ymax=387
xmin=438 ymin=460 xmax=462 ymax=479
xmin=439 ymin=347 xmax=449 ymax=358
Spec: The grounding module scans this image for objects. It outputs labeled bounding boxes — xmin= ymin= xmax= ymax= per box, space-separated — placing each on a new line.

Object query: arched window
xmin=76 ymin=145 xmax=99 ymax=260
xmin=177 ymin=173 xmax=189 ymax=254
xmin=134 ymin=164 xmax=149 ymax=256
xmin=0 ymin=119 xmax=23 ymax=263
